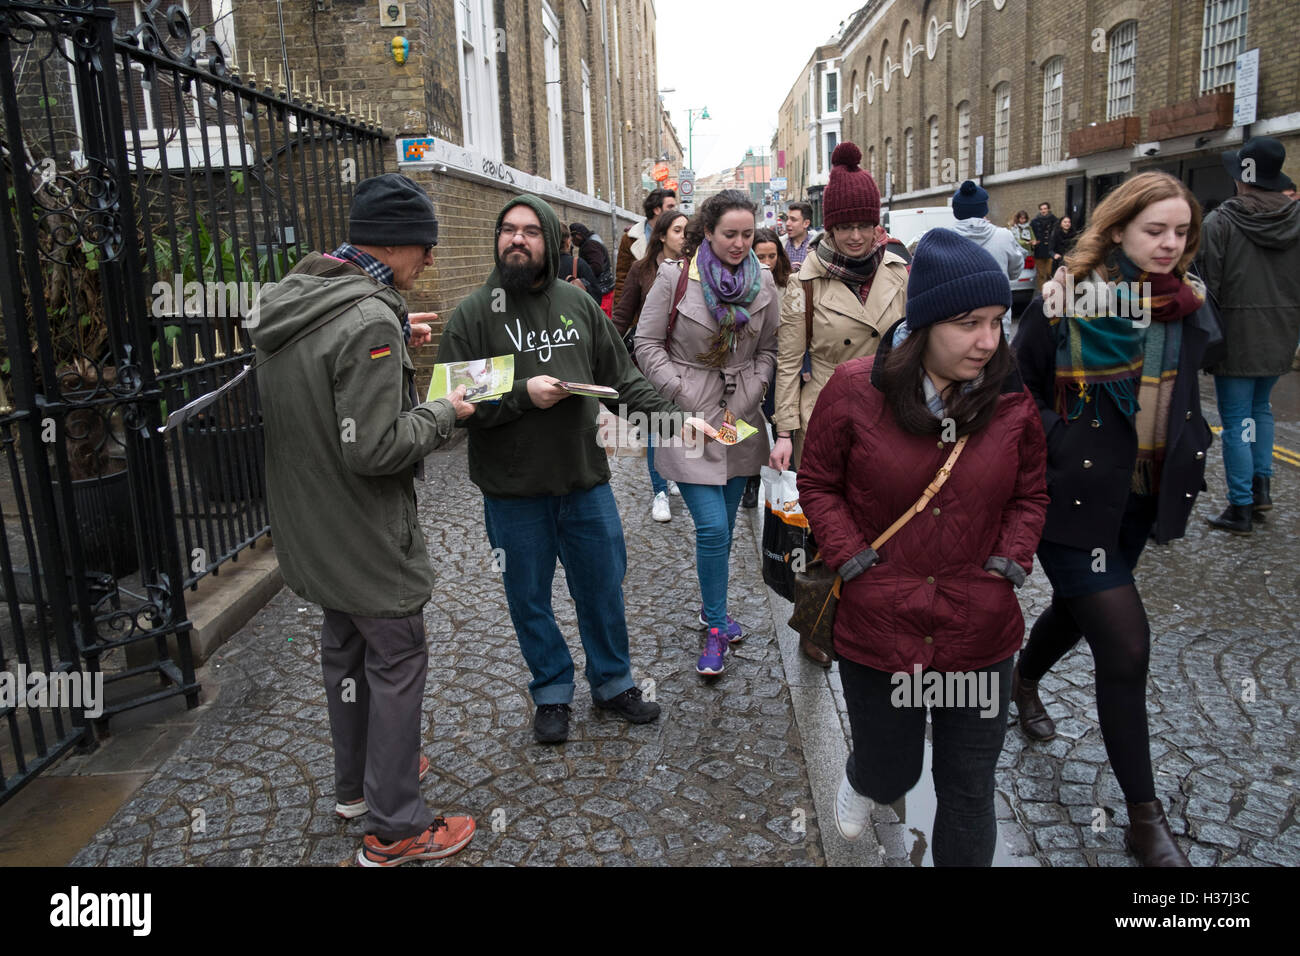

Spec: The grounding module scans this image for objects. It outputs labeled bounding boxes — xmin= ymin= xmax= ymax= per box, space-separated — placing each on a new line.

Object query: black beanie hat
xmin=952 ymin=180 xmax=989 ymax=220
xmin=349 ymin=173 xmax=439 ymax=247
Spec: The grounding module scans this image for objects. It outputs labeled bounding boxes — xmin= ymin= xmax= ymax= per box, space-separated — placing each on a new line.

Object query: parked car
xmin=881 ymin=205 xmax=1036 ymax=316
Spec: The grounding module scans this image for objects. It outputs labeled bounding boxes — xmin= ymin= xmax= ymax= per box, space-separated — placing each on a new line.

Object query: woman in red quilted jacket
xmin=799 ymin=229 xmax=1048 ymax=866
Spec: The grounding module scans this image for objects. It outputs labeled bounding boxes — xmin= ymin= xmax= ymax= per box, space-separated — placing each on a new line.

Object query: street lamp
xmin=686 ymin=106 xmax=710 ymax=174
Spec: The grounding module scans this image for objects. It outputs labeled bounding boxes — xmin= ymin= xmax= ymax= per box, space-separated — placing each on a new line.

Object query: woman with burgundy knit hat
xmin=769 ymin=141 xmax=909 ymax=665
xmin=1013 ymin=171 xmax=1217 ymax=866
xmin=798 ymin=228 xmax=1048 ymax=865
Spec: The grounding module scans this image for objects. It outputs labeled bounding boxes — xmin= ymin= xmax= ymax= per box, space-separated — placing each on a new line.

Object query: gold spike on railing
xmin=276 ymin=63 xmax=286 ymax=97
xmin=232 ymin=324 xmax=244 ymax=354
xmin=192 ymin=333 xmax=206 ymax=366
xmin=170 ymin=336 xmax=183 ymax=370
xmin=0 ymin=378 xmax=12 ymax=416
xmin=213 ymin=329 xmax=226 ymax=360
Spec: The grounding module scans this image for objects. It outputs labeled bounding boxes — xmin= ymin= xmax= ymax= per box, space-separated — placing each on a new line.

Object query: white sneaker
xmin=667 ymin=480 xmax=681 ymax=497
xmin=652 ymin=491 xmax=671 ymax=522
xmin=835 ymin=773 xmax=873 ymax=841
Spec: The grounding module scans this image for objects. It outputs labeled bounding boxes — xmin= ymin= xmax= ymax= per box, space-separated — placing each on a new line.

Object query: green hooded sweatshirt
xmin=438 ymin=194 xmax=682 ymax=498
xmin=251 ymin=253 xmax=456 ymax=617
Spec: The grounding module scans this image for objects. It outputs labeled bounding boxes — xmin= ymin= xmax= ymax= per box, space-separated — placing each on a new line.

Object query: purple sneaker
xmin=698 ymin=608 xmax=744 ymax=643
xmin=696 ymin=627 xmax=727 ymax=676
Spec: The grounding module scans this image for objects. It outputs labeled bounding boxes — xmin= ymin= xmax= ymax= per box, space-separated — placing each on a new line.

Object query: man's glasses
xmin=498 ymin=224 xmax=544 ymax=240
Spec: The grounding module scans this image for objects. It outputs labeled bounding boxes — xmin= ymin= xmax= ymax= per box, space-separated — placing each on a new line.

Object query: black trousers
xmin=839 ymin=654 xmax=1013 ymax=866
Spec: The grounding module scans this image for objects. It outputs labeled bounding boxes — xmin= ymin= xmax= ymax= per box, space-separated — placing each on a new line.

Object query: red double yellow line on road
xmin=1210 ymin=426 xmax=1300 ymax=468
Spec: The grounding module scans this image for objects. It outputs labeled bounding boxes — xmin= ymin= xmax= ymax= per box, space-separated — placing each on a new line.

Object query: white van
xmin=881 ymin=204 xmax=1037 ymax=315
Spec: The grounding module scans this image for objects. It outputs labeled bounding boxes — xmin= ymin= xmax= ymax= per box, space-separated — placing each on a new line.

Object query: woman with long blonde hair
xmin=1012 ymin=172 xmax=1218 ymax=867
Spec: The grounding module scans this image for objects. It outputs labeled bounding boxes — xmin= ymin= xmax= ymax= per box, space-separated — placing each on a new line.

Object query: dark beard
xmin=499 ymin=254 xmax=543 ymax=293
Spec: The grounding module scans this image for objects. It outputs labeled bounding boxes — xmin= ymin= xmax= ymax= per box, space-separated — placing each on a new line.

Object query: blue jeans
xmin=482 ymin=482 xmax=635 ymax=705
xmin=1214 ymin=375 xmax=1278 ymax=505
xmin=646 ymin=435 xmax=668 ymax=496
xmin=676 ymin=477 xmax=748 ymax=630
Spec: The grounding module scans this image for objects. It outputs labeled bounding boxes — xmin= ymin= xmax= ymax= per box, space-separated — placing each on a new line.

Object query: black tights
xmin=1018 ymin=584 xmax=1155 ymax=804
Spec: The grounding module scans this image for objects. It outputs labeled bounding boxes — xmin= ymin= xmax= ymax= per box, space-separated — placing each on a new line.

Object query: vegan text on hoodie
xmin=438 ymin=194 xmax=682 ymax=498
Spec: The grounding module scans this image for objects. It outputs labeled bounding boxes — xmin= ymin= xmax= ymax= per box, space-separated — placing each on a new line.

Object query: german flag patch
xmin=369 ymin=345 xmax=392 ymax=360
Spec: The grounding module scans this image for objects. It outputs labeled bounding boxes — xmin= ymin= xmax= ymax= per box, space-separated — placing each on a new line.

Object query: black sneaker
xmin=741 ymin=475 xmax=760 ymax=509
xmin=533 ymin=703 xmax=570 ymax=744
xmin=593 ymin=686 xmax=661 ymax=724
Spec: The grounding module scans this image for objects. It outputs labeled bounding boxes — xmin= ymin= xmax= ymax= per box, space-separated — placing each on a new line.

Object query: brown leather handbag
xmin=788 ymin=435 xmax=969 ymax=660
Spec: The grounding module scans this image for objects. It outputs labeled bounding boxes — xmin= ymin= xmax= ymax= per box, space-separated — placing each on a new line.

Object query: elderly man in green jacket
xmin=251 ymin=174 xmax=475 ymax=867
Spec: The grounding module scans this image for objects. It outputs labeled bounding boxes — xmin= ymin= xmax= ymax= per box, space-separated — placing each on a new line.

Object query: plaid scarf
xmin=331 ymin=243 xmax=410 ymax=344
xmin=1052 ymin=252 xmax=1204 ymax=494
xmin=813 ymin=232 xmax=886 ymax=304
xmin=694 ymin=241 xmax=762 ymax=366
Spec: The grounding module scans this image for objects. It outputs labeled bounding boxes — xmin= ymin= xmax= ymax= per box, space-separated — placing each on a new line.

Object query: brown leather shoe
xmin=800 ymin=635 xmax=832 ymax=668
xmin=1011 ymin=663 xmax=1056 ymax=740
xmin=1125 ymin=799 xmax=1191 ymax=866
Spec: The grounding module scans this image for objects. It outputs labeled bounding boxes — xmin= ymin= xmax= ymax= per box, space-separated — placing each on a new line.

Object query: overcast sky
xmin=655 ymin=0 xmax=854 ymax=177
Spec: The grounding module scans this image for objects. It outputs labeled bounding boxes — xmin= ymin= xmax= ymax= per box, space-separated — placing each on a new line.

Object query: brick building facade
xmin=776 ymin=39 xmax=844 ymax=225
xmin=216 ymin=0 xmax=661 ymax=361
xmin=824 ymin=0 xmax=1297 ymax=230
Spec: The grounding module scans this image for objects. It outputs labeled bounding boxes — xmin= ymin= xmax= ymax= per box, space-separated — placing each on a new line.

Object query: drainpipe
xmin=599 ymin=0 xmax=618 ymax=244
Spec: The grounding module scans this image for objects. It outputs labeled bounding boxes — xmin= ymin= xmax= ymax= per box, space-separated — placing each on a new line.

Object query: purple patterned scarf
xmin=694 ymin=241 xmax=762 ymax=365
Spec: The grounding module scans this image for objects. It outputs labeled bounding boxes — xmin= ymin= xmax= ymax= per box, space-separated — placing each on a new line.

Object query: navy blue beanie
xmin=905 ymin=228 xmax=1012 ymax=330
xmin=951 ymin=180 xmax=989 ymax=220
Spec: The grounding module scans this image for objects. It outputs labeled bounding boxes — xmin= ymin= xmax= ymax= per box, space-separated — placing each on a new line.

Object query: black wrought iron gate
xmin=0 ymin=0 xmax=387 ymax=806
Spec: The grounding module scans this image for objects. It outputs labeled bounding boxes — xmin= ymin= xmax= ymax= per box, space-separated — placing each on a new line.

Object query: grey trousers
xmin=320 ymin=608 xmax=434 ymax=842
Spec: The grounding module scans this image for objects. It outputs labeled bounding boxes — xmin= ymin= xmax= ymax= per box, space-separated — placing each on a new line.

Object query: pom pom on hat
xmin=831 ymin=142 xmax=862 ymax=172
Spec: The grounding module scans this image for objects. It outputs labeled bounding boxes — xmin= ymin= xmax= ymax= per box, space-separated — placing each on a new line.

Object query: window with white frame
xmin=825 ymin=71 xmax=838 ymax=114
xmin=956 ymin=101 xmax=971 ymax=180
xmin=825 ymin=131 xmax=838 ymax=172
xmin=904 ymin=127 xmax=915 ymax=192
xmin=868 ymin=145 xmax=876 ymax=180
xmin=610 ymin=2 xmax=620 ymax=75
xmin=542 ymin=4 xmax=564 ymax=184
xmin=884 ymin=137 xmax=894 ymax=198
xmin=456 ymin=0 xmax=502 ymax=156
xmin=928 ymin=115 xmax=939 ymax=187
xmin=956 ymin=0 xmax=971 ymax=37
xmin=582 ymin=60 xmax=594 ymax=195
xmin=1200 ymin=0 xmax=1248 ymax=93
xmin=1041 ymin=57 xmax=1064 ymax=164
xmin=1107 ymin=21 xmax=1137 ymax=119
xmin=993 ymin=82 xmax=1011 ymax=174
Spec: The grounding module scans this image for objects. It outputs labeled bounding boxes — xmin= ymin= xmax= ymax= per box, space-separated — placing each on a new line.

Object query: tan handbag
xmin=788 ymin=435 xmax=969 ymax=659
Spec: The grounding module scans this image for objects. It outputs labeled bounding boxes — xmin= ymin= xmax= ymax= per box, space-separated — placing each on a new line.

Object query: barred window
xmin=904 ymin=127 xmax=915 ymax=193
xmin=1107 ymin=20 xmax=1138 ymax=120
xmin=1041 ymin=57 xmax=1064 ymax=164
xmin=1201 ymin=0 xmax=1248 ymax=92
xmin=956 ymin=101 xmax=971 ymax=181
xmin=885 ymin=137 xmax=894 ymax=198
xmin=993 ymin=83 xmax=1011 ymax=174
xmin=928 ymin=115 xmax=939 ymax=187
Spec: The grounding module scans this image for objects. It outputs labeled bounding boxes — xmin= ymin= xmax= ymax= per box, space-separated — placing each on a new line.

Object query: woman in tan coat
xmin=770 ymin=143 xmax=908 ymax=475
xmin=636 ymin=190 xmax=778 ymax=677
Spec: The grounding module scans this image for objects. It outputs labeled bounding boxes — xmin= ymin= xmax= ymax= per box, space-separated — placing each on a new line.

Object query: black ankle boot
xmin=1207 ymin=503 xmax=1253 ymax=535
xmin=1125 ymin=799 xmax=1191 ymax=866
xmin=1252 ymin=475 xmax=1272 ymax=515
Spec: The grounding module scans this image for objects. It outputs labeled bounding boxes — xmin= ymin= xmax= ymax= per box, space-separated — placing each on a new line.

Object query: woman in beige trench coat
xmin=636 ymin=190 xmax=778 ymax=677
xmin=770 ymin=143 xmax=908 ymax=474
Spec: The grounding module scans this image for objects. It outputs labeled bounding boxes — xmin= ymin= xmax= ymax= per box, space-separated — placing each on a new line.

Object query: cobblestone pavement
xmin=73 ymin=440 xmax=826 ymax=867
xmin=72 ymin=376 xmax=1299 ymax=867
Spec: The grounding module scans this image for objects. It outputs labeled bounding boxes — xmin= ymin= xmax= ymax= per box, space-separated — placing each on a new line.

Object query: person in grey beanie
xmin=250 ymin=172 xmax=479 ymax=866
xmin=949 ymin=180 xmax=1023 ymax=341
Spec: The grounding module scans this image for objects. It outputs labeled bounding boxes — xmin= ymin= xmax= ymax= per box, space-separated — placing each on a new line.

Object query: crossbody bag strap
xmin=869 ymin=434 xmax=969 ymax=550
xmin=664 ymin=258 xmax=691 ymax=342
xmin=159 ymin=286 xmax=388 ymax=433
xmin=802 ymin=278 xmax=814 ymax=346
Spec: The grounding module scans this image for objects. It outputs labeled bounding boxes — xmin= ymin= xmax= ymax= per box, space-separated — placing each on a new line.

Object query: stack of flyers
xmin=557 ymin=382 xmax=619 ymax=399
xmin=427 ymin=355 xmax=514 ymax=403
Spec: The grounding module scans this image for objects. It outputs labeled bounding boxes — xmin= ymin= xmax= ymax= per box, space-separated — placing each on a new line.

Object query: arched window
xmin=1041 ymin=56 xmax=1064 ymax=164
xmin=928 ymin=114 xmax=940 ymax=187
xmin=1107 ymin=21 xmax=1138 ymax=119
xmin=904 ymin=127 xmax=915 ymax=192
xmin=993 ymin=82 xmax=1011 ymax=174
xmin=884 ymin=137 xmax=894 ymax=199
xmin=1201 ymin=0 xmax=1249 ymax=92
xmin=956 ymin=101 xmax=971 ymax=181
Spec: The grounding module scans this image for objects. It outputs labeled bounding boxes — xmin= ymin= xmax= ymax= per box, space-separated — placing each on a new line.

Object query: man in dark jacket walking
xmin=1030 ymin=201 xmax=1059 ymax=288
xmin=252 ymin=174 xmax=477 ymax=866
xmin=437 ymin=194 xmax=687 ymax=744
xmin=1198 ymin=137 xmax=1300 ymax=533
